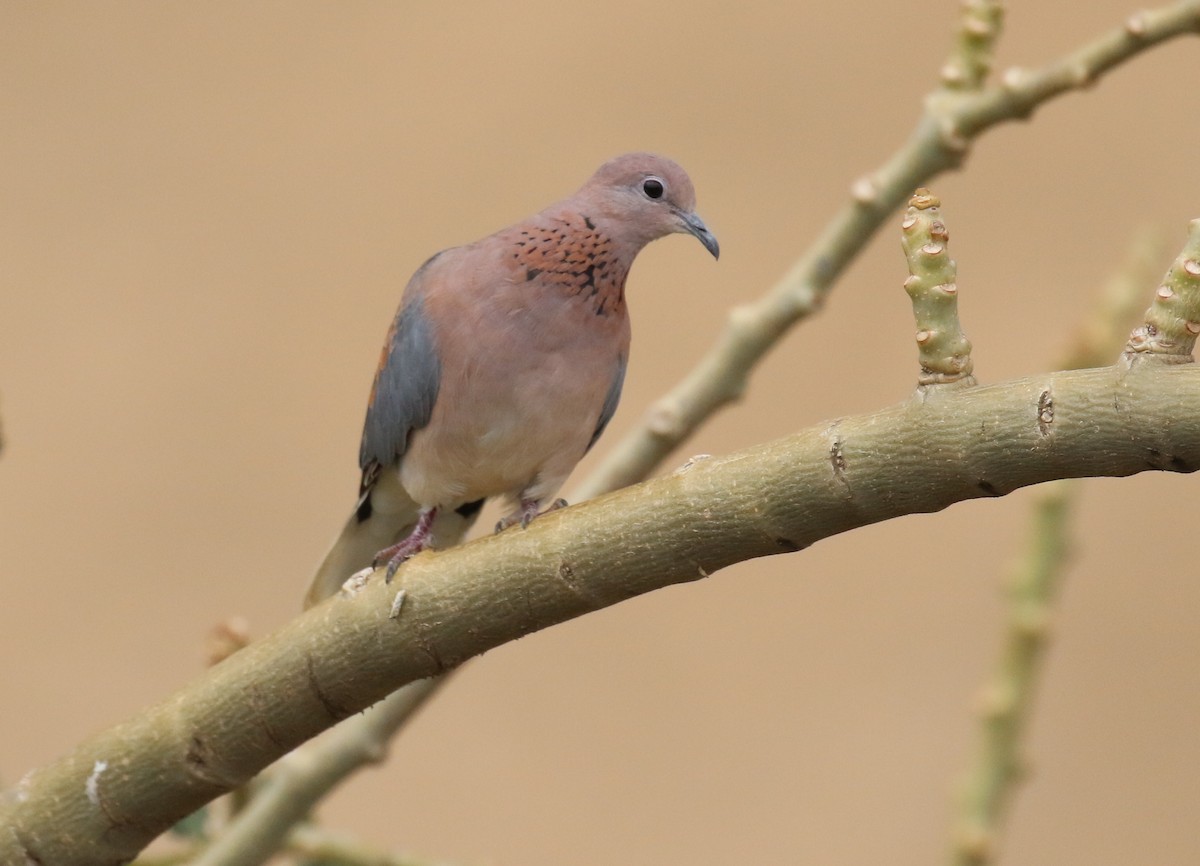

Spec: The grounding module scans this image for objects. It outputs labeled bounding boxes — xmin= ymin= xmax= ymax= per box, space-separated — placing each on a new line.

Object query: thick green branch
xmin=576 ymin=0 xmax=1200 ymax=500
xmin=4 ymin=362 xmax=1200 ymax=866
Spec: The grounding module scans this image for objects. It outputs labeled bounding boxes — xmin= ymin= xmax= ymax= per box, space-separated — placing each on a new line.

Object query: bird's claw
xmin=495 ymin=498 xmax=570 ymax=533
xmin=384 ymin=554 xmax=407 ymax=583
xmin=372 ymin=509 xmax=437 ymax=583
xmin=372 ymin=543 xmax=422 ymax=583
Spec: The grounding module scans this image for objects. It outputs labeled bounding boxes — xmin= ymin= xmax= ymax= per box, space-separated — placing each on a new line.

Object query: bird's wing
xmin=586 ymin=354 xmax=627 ymax=453
xmin=358 ymin=294 xmax=440 ymax=481
xmin=358 ymin=259 xmax=444 ymax=487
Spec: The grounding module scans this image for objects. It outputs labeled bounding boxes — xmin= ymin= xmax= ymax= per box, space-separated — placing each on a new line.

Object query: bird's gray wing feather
xmin=358 ymin=289 xmax=441 ymax=482
xmin=586 ymin=354 xmax=627 ymax=453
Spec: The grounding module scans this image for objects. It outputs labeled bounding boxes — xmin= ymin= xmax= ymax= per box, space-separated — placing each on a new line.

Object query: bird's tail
xmin=304 ymin=472 xmax=483 ymax=609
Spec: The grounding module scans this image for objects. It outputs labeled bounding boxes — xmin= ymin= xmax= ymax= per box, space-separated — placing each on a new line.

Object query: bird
xmin=304 ymin=152 xmax=718 ymax=608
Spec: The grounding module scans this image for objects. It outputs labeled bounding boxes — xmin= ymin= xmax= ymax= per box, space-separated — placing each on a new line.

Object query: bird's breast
xmin=397 ymin=269 xmax=629 ymax=508
xmin=507 ymin=214 xmax=631 ymax=317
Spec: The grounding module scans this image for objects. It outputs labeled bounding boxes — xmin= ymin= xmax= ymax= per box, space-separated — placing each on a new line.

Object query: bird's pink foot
xmin=374 ymin=507 xmax=437 ymax=582
xmin=494 ymin=498 xmax=569 ymax=533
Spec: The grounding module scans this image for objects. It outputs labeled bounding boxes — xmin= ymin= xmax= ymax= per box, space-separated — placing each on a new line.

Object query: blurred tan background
xmin=3 ymin=2 xmax=1199 ymax=864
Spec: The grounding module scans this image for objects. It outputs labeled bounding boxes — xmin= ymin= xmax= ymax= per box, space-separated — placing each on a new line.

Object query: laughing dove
xmin=304 ymin=152 xmax=718 ymax=608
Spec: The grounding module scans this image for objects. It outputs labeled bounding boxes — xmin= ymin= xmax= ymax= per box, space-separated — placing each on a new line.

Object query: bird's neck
xmin=509 ymin=209 xmax=635 ymax=317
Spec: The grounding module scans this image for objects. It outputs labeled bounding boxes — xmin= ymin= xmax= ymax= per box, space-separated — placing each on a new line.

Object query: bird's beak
xmin=677 ymin=210 xmax=720 ymax=260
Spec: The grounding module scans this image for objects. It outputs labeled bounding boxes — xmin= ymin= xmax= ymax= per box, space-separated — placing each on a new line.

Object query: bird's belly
xmin=397 ymin=354 xmax=607 ymax=507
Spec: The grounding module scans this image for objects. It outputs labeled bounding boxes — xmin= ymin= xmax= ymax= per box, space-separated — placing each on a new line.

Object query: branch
xmin=168 ymin=191 xmax=980 ymax=866
xmin=188 ymin=676 xmax=451 ymax=866
xmin=4 ymin=359 xmax=1200 ymax=865
xmin=940 ymin=0 xmax=1005 ymax=92
xmin=200 ymin=9 xmax=1200 ymax=857
xmin=201 ymin=11 xmax=1200 ymax=854
xmin=952 ymin=481 xmax=1075 ymax=866
xmin=130 ymin=821 xmax=444 ymax=866
xmin=286 ymin=823 xmax=449 ymax=866
xmin=575 ymin=0 xmax=1200 ymax=500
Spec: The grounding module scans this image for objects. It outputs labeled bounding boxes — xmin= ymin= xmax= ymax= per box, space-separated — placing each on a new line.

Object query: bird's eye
xmin=642 ymin=178 xmax=665 ymax=199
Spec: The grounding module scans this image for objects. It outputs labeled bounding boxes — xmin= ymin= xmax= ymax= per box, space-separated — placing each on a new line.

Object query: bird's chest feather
xmin=399 ymin=239 xmax=630 ymax=504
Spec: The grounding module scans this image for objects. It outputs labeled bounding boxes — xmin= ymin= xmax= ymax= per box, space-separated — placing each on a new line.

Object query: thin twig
xmin=128 ymin=822 xmax=448 ymax=866
xmin=952 ymin=481 xmax=1075 ymax=866
xmin=287 ymin=823 xmax=452 ymax=866
xmin=940 ymin=0 xmax=1006 ymax=91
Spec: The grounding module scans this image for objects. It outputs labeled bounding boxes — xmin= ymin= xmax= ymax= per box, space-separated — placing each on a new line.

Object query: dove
xmin=305 ymin=152 xmax=718 ymax=608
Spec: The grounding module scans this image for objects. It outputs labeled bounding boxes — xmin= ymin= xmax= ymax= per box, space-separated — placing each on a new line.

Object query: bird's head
xmin=579 ymin=152 xmax=719 ymax=260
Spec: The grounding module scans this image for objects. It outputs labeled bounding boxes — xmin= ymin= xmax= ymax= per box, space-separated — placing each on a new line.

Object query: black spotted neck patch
xmin=510 ymin=213 xmax=630 ymax=316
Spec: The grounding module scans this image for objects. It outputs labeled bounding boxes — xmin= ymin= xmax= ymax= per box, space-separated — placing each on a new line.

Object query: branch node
xmin=14 ymin=770 xmax=34 ymax=804
xmin=1013 ymin=603 xmax=1053 ymax=641
xmin=1125 ymin=12 xmax=1150 ymax=38
xmin=554 ymin=560 xmax=606 ymax=609
xmin=851 ymin=175 xmax=880 ymax=204
xmin=941 ymin=62 xmax=967 ymax=87
xmin=673 ymin=454 xmax=712 ymax=475
xmin=338 ymin=568 xmax=373 ymax=601
xmin=646 ymin=402 xmax=686 ymax=438
xmin=829 ymin=439 xmax=847 ymax=478
xmin=975 ymin=479 xmax=1001 ymax=497
xmin=1000 ymin=65 xmax=1025 ymax=90
xmin=938 ymin=118 xmax=971 ymax=157
xmin=362 ymin=741 xmax=388 ymax=765
xmin=206 ymin=617 xmax=252 ymax=667
xmin=1068 ymin=60 xmax=1096 ymax=89
xmin=1036 ymin=389 xmax=1054 ymax=437
xmin=84 ymin=761 xmax=108 ymax=807
xmin=955 ymin=822 xmax=995 ymax=863
xmin=184 ymin=735 xmax=237 ymax=789
xmin=975 ymin=682 xmax=1016 ymax=720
